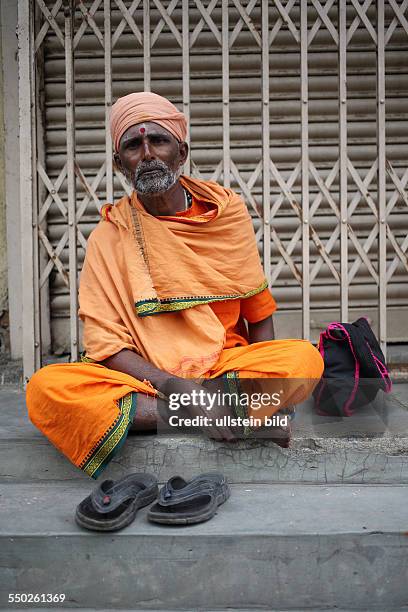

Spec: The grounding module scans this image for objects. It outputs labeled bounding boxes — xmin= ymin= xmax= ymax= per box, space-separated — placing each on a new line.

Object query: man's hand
xmin=162 ymin=377 xmax=236 ymax=441
xmin=101 ymin=349 xmax=235 ymax=441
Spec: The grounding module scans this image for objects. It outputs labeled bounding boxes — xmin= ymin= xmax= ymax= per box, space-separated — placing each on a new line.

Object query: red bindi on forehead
xmin=139 ymin=127 xmax=146 ymax=134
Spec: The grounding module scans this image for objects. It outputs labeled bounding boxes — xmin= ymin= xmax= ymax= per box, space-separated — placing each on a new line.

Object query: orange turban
xmin=110 ymin=92 xmax=187 ymax=152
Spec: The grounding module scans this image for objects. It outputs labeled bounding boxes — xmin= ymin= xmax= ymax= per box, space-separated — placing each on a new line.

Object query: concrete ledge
xmin=0 ymin=482 xmax=407 ymax=610
xmin=4 ymin=609 xmax=405 ymax=612
xmin=3 ymin=433 xmax=408 ymax=485
xmin=2 ymin=387 xmax=408 ymax=484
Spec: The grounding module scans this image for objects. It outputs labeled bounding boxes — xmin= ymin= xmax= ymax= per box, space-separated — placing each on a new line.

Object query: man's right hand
xmin=162 ymin=377 xmax=236 ymax=442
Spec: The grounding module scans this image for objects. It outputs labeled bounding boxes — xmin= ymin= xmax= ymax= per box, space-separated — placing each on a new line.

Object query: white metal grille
xmin=17 ymin=0 xmax=408 ymax=381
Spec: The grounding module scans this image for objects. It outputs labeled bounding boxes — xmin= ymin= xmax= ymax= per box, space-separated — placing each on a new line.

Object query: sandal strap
xmin=158 ymin=473 xmax=226 ymax=507
xmin=91 ymin=473 xmax=154 ymax=513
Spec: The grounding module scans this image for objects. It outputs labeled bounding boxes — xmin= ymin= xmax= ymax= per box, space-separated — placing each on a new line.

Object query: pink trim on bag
xmin=326 ymin=322 xmax=360 ymax=417
xmin=360 ymin=320 xmax=392 ymax=392
xmin=318 ymin=331 xmax=326 ymax=361
xmin=375 ymin=357 xmax=392 ymax=393
xmin=315 ymin=331 xmax=328 ymax=415
xmin=364 ymin=341 xmax=392 ymax=393
xmin=359 ymin=320 xmax=392 ymax=386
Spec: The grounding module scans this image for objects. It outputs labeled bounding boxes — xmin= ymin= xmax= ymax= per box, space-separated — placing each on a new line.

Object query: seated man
xmin=26 ymin=92 xmax=324 ymax=479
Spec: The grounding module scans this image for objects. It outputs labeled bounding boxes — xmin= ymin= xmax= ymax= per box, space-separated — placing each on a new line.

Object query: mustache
xmin=133 ymin=160 xmax=170 ymax=181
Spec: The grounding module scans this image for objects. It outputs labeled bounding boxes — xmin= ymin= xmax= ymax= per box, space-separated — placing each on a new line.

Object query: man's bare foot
xmin=130 ymin=382 xmax=237 ymax=441
xmin=250 ymin=415 xmax=292 ymax=448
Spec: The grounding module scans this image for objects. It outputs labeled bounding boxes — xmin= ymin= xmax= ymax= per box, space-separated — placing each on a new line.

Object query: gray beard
xmin=127 ymin=160 xmax=181 ymax=195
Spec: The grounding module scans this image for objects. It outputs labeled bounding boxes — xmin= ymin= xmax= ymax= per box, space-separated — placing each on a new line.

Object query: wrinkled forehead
xmin=119 ymin=121 xmax=176 ymax=147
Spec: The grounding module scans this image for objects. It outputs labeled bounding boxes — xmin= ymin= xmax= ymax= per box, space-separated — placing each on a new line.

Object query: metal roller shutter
xmin=24 ymin=1 xmax=408 ymax=364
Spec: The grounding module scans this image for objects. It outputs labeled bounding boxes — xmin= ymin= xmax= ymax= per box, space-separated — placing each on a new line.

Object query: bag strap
xmin=349 ymin=322 xmax=392 ymax=392
xmin=328 ymin=319 xmax=392 ymax=391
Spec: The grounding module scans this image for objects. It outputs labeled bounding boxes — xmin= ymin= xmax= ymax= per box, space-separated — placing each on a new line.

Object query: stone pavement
xmin=0 ymin=382 xmax=408 ymax=610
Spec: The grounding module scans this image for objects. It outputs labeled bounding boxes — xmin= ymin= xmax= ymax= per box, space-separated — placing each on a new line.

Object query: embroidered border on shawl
xmin=80 ymin=353 xmax=96 ymax=364
xmin=224 ymin=372 xmax=253 ymax=437
xmin=80 ymin=391 xmax=137 ymax=479
xmin=135 ymin=279 xmax=269 ymax=317
xmin=130 ymin=205 xmax=151 ymax=275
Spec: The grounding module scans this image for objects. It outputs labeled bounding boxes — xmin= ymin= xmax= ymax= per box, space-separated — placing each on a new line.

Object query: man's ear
xmin=113 ymin=153 xmax=123 ymax=173
xmin=179 ymin=141 xmax=189 ymax=165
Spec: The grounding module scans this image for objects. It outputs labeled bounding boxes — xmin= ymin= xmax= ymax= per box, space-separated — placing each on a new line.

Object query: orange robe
xmin=27 ymin=177 xmax=323 ymax=479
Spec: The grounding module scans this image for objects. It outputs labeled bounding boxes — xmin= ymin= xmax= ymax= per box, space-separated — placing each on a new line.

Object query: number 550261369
xmin=8 ymin=594 xmax=66 ymax=604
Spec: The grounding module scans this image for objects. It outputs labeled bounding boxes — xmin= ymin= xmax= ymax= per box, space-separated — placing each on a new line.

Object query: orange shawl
xmin=79 ymin=175 xmax=267 ymax=377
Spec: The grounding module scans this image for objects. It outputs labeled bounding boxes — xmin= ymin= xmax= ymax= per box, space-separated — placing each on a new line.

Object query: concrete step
xmin=1 ymin=609 xmax=405 ymax=612
xmin=2 ymin=386 xmax=408 ymax=484
xmin=0 ymin=481 xmax=407 ymax=610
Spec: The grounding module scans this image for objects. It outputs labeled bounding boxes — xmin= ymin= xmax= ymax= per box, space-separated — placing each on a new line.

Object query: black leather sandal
xmin=75 ymin=472 xmax=158 ymax=532
xmin=147 ymin=472 xmax=230 ymax=525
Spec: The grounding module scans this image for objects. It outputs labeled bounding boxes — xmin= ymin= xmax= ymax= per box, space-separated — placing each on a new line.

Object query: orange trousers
xmin=26 ymin=339 xmax=323 ymax=479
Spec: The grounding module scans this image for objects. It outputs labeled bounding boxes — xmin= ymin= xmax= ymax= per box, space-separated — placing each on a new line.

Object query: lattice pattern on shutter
xmin=27 ymin=0 xmax=408 ymax=355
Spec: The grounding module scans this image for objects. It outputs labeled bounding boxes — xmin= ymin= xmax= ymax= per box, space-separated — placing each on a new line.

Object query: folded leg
xmin=206 ymin=339 xmax=324 ymax=420
xmin=26 ymin=362 xmax=156 ymax=479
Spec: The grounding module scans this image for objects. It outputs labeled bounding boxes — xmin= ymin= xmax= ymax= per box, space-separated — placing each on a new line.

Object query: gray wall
xmin=0 ymin=20 xmax=6 ymax=313
xmin=1 ymin=0 xmax=21 ymax=357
